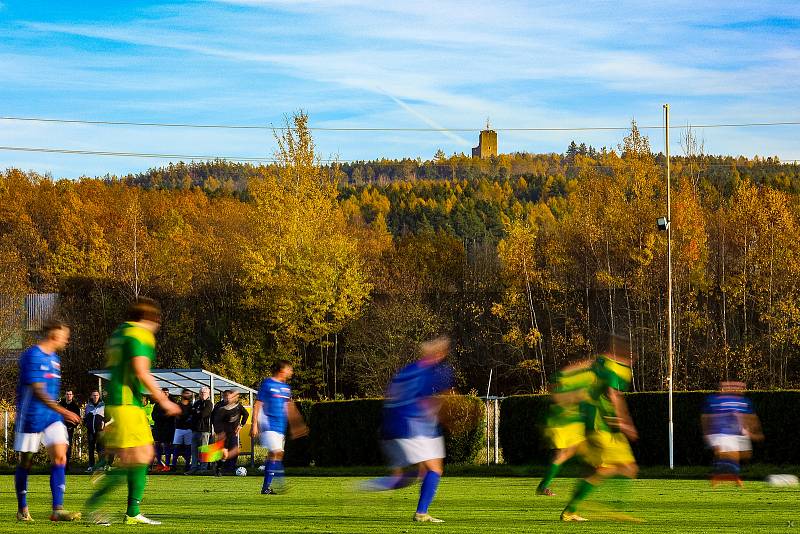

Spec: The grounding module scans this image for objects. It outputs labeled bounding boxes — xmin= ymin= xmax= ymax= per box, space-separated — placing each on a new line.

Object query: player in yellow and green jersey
xmin=85 ymin=298 xmax=181 ymax=526
xmin=536 ymin=359 xmax=595 ymax=496
xmin=561 ymin=333 xmax=639 ymax=522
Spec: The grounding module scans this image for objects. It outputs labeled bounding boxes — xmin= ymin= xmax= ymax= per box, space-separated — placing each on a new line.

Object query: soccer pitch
xmin=0 ymin=475 xmax=797 ymax=532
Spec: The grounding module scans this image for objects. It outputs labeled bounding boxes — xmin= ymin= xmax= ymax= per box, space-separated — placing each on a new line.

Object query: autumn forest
xmin=2 ymin=113 xmax=800 ymax=399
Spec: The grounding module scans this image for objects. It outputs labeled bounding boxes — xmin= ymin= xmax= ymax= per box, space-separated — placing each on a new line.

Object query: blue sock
xmin=275 ymin=460 xmax=285 ymax=483
xmin=263 ymin=460 xmax=276 ymax=491
xmin=15 ymin=466 xmax=29 ymax=511
xmin=416 ymin=471 xmax=441 ymax=514
xmin=51 ymin=464 xmax=66 ymax=508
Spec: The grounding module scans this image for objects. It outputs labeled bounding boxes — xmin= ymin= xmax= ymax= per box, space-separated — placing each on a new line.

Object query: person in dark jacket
xmin=82 ymin=390 xmax=104 ymax=471
xmin=58 ymin=390 xmax=81 ymax=469
xmin=188 ymin=386 xmax=213 ymax=473
xmin=211 ymin=390 xmax=249 ymax=475
xmin=171 ymin=389 xmax=193 ymax=472
xmin=151 ymin=388 xmax=176 ymax=472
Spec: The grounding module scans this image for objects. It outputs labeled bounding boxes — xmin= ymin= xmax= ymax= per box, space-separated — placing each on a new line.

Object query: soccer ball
xmin=766 ymin=474 xmax=799 ymax=487
xmin=235 ymin=467 xmax=248 ymax=477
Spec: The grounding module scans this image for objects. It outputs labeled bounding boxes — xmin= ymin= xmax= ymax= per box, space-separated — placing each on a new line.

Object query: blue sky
xmin=1 ymin=1 xmax=799 ymax=178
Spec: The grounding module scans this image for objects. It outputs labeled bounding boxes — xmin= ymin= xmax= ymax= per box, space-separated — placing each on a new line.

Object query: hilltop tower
xmin=472 ymin=119 xmax=497 ymax=159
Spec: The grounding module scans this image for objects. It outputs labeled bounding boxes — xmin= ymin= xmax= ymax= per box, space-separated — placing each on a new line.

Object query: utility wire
xmin=3 ymin=115 xmax=800 ymax=132
xmin=0 ymin=144 xmax=797 ymax=167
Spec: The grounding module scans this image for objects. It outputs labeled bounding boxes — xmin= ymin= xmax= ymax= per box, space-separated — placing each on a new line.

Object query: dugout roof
xmin=89 ymin=368 xmax=257 ymax=400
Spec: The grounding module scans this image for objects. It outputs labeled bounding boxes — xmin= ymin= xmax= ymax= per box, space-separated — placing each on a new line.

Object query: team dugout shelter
xmin=89 ymin=368 xmax=258 ymax=465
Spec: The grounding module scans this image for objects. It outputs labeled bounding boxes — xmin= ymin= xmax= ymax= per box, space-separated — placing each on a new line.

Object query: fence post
xmin=485 ymin=398 xmax=490 ymax=465
xmin=493 ymin=398 xmax=499 ymax=464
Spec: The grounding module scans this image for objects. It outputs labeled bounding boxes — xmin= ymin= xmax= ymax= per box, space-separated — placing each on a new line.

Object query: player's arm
xmin=239 ymin=405 xmax=249 ymax=429
xmin=701 ymin=413 xmax=711 ymax=441
xmin=31 ymin=382 xmax=81 ymax=425
xmin=741 ymin=413 xmax=764 ymax=441
xmin=287 ymin=400 xmax=308 ymax=438
xmin=131 ymin=356 xmax=181 ymax=416
xmin=609 ymin=388 xmax=638 ymax=441
xmin=250 ymin=400 xmax=263 ymax=438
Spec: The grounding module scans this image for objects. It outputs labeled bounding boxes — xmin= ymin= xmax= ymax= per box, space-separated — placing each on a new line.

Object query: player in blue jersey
xmin=250 ymin=360 xmax=307 ymax=495
xmin=702 ymin=381 xmax=763 ymax=487
xmin=362 ymin=336 xmax=454 ymax=523
xmin=14 ymin=319 xmax=83 ymax=522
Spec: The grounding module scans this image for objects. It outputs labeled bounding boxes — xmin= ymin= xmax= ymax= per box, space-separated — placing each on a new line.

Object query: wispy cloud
xmin=2 ymin=0 xmax=800 ymax=176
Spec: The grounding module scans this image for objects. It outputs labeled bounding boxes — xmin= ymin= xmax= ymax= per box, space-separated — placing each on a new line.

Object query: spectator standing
xmin=171 ymin=389 xmax=193 ymax=471
xmin=152 ymin=387 xmax=175 ymax=471
xmin=189 ymin=386 xmax=213 ymax=473
xmin=58 ymin=390 xmax=81 ymax=469
xmin=211 ymin=390 xmax=249 ymax=475
xmin=83 ymin=390 xmax=105 ymax=471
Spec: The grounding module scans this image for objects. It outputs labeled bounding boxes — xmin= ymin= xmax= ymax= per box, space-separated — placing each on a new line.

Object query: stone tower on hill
xmin=472 ymin=120 xmax=497 ymax=159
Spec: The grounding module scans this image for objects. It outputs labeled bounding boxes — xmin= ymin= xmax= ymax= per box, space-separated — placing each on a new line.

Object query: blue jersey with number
xmin=257 ymin=377 xmax=291 ymax=434
xmin=15 ymin=345 xmax=62 ymax=433
xmin=704 ymin=393 xmax=753 ymax=435
xmin=382 ymin=361 xmax=454 ymax=440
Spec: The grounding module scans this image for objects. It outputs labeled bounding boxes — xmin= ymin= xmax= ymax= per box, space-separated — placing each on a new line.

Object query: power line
xmin=3 ymin=115 xmax=800 ymax=132
xmin=0 ymin=144 xmax=797 ymax=167
xmin=0 ymin=145 xmax=277 ymax=162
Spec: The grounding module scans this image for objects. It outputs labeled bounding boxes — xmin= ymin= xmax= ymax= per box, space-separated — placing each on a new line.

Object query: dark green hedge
xmin=307 ymin=396 xmax=485 ymax=467
xmin=283 ymin=399 xmax=314 ymax=467
xmin=499 ymin=391 xmax=800 ymax=466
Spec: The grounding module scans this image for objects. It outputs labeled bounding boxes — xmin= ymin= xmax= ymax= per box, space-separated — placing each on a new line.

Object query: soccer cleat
xmin=536 ymin=487 xmax=556 ymax=496
xmin=561 ymin=511 xmax=589 ymax=522
xmin=16 ymin=510 xmax=34 ymax=522
xmin=50 ymin=509 xmax=81 ymax=522
xmin=125 ymin=514 xmax=161 ymax=525
xmin=90 ymin=511 xmax=111 ymax=526
xmin=261 ymin=487 xmax=277 ymax=495
xmin=413 ymin=513 xmax=444 ymax=523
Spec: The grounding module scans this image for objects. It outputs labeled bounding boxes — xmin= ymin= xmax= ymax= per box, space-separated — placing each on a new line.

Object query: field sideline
xmin=0 ymin=475 xmax=797 ymax=532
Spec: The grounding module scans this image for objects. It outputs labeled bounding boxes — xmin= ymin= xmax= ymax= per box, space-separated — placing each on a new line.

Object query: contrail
xmin=376 ymin=86 xmax=472 ymax=147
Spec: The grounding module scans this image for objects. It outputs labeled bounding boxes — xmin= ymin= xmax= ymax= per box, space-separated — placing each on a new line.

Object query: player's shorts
xmin=104 ymin=406 xmax=154 ymax=449
xmin=546 ymin=422 xmax=586 ymax=450
xmin=173 ymin=428 xmax=192 ymax=445
xmin=383 ymin=436 xmax=445 ymax=468
xmin=154 ymin=427 xmax=175 ymax=443
xmin=259 ymin=430 xmax=285 ymax=452
xmin=224 ymin=433 xmax=240 ymax=451
xmin=708 ymin=433 xmax=751 ymax=453
xmin=585 ymin=430 xmax=635 ymax=468
xmin=14 ymin=421 xmax=69 ymax=453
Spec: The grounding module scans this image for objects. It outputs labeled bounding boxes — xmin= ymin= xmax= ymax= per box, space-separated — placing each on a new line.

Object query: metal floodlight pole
xmin=664 ymin=104 xmax=674 ymax=470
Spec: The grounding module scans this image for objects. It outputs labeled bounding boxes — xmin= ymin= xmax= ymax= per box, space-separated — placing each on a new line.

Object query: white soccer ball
xmin=766 ymin=474 xmax=799 ymax=487
xmin=235 ymin=467 xmax=248 ymax=477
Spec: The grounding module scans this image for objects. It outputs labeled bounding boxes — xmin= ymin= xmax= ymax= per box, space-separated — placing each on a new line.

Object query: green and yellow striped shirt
xmin=105 ymin=322 xmax=155 ymax=408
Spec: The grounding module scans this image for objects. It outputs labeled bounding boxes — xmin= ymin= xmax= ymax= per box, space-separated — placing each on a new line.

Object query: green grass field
xmin=0 ymin=474 xmax=798 ymax=532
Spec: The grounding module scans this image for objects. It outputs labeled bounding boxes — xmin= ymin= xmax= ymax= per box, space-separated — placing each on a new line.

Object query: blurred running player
xmin=14 ymin=319 xmax=83 ymax=522
xmin=85 ymin=298 xmax=181 ymax=525
xmin=702 ymin=381 xmax=763 ymax=487
xmin=362 ymin=336 xmax=454 ymax=523
xmin=536 ymin=359 xmax=594 ymax=496
xmin=561 ymin=333 xmax=639 ymax=522
xmin=251 ymin=360 xmax=307 ymax=494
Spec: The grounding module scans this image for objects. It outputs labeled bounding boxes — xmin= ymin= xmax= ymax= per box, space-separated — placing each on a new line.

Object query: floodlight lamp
xmin=656 ymin=217 xmax=669 ymax=231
